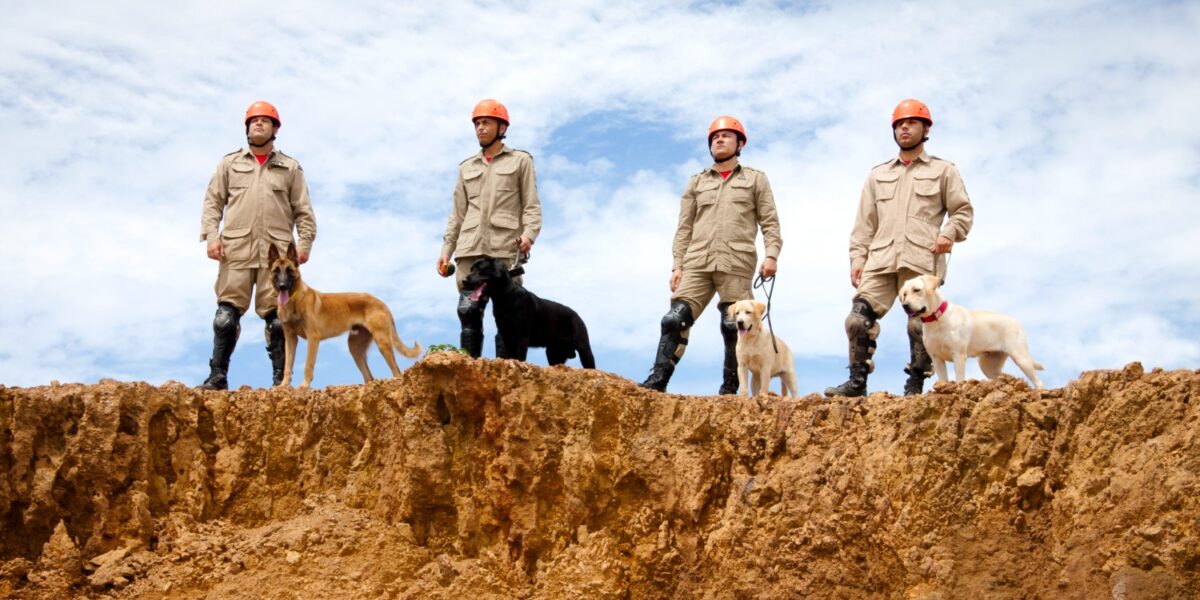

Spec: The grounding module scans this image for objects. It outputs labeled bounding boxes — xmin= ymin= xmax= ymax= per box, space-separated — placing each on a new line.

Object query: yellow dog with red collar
xmin=899 ymin=275 xmax=1044 ymax=388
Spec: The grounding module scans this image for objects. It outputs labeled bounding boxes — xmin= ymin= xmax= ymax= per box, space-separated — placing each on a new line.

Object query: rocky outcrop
xmin=0 ymin=356 xmax=1196 ymax=598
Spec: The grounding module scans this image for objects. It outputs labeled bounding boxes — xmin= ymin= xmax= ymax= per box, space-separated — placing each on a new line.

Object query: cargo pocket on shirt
xmin=220 ymin=227 xmax=253 ymax=262
xmin=459 ymin=213 xmax=481 ymax=249
xmin=910 ymin=174 xmax=943 ymax=221
xmin=864 ymin=238 xmax=894 ymax=272
xmin=904 ymin=226 xmax=938 ymax=272
xmin=228 ymin=165 xmax=255 ymax=203
xmin=489 ymin=212 xmax=519 ymax=250
xmin=463 ymin=168 xmax=484 ymax=199
xmin=728 ymin=240 xmax=757 ymax=274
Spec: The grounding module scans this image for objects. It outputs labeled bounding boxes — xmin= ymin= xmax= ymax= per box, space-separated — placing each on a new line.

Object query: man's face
xmin=709 ymin=130 xmax=743 ymax=161
xmin=247 ymin=116 xmax=277 ymax=146
xmin=474 ymin=117 xmax=506 ymax=147
xmin=893 ymin=118 xmax=928 ymax=149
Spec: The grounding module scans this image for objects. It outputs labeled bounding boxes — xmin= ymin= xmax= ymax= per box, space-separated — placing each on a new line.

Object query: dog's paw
xmin=931 ymin=380 xmax=957 ymax=393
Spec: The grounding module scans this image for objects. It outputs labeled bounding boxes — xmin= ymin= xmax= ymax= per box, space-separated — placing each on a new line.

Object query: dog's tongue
xmin=278 ymin=289 xmax=289 ymax=308
xmin=738 ymin=329 xmax=747 ymax=337
xmin=469 ymin=282 xmax=486 ymax=302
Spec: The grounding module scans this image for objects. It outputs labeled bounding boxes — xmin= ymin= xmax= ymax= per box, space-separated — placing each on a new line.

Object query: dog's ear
xmin=268 ymin=243 xmax=280 ymax=263
xmin=754 ymin=300 xmax=767 ymax=317
xmin=286 ymin=241 xmax=299 ymax=264
xmin=938 ymin=277 xmax=945 ymax=288
xmin=726 ymin=303 xmax=738 ymax=318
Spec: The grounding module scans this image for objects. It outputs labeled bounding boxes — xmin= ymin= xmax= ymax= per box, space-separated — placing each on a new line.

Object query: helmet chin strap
xmin=895 ymin=132 xmax=928 ymax=152
xmin=247 ymin=134 xmax=275 ymax=149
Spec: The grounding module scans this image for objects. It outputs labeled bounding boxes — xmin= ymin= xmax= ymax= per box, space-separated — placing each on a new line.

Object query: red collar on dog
xmin=921 ymin=301 xmax=949 ymax=323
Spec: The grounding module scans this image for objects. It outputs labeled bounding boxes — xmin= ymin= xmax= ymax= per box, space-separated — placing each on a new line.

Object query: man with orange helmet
xmin=439 ymin=99 xmax=543 ymax=357
xmin=197 ymin=101 xmax=317 ymax=390
xmin=824 ymin=99 xmax=973 ymax=398
xmin=641 ymin=116 xmax=783 ymax=393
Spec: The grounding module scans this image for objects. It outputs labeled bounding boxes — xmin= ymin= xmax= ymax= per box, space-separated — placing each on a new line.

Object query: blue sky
xmin=1 ymin=0 xmax=1198 ymax=396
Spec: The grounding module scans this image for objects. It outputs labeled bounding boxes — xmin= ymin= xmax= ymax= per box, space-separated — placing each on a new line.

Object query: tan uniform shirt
xmin=673 ymin=163 xmax=783 ymax=278
xmin=441 ymin=145 xmax=542 ymax=260
xmin=850 ymin=152 xmax=972 ymax=276
xmin=199 ymin=147 xmax=317 ymax=269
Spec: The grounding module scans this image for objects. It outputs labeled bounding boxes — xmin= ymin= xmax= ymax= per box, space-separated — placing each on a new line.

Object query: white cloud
xmin=1 ymin=0 xmax=1197 ymax=393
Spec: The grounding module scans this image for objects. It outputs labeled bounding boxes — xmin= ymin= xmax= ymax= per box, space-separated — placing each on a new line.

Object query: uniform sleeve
xmin=289 ymin=165 xmax=317 ymax=253
xmin=199 ymin=159 xmax=228 ymax=242
xmin=520 ymin=155 xmax=542 ymax=242
xmin=849 ymin=174 xmax=878 ymax=272
xmin=441 ymin=169 xmax=469 ymax=258
xmin=671 ymin=178 xmax=698 ymax=272
xmin=755 ymin=172 xmax=783 ymax=260
xmin=940 ymin=165 xmax=973 ymax=242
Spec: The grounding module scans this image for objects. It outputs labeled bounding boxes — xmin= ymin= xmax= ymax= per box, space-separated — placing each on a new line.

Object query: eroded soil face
xmin=1 ymin=356 xmax=1197 ymax=599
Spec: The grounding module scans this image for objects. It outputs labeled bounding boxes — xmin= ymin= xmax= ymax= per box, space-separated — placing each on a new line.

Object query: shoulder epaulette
xmin=508 ymin=148 xmax=533 ymax=159
xmin=871 ymin=158 xmax=895 ymax=170
xmin=224 ymin=149 xmax=242 ymax=157
xmin=459 ymin=155 xmax=478 ymax=166
xmin=928 ymin=154 xmax=955 ymax=165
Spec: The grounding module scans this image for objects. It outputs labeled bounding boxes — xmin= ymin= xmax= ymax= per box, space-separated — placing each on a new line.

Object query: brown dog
xmin=268 ymin=242 xmax=421 ymax=387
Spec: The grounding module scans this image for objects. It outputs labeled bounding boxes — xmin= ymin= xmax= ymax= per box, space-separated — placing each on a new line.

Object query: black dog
xmin=462 ymin=257 xmax=596 ymax=368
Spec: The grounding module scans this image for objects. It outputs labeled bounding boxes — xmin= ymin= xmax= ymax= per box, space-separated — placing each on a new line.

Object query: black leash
xmin=753 ymin=273 xmax=778 ymax=353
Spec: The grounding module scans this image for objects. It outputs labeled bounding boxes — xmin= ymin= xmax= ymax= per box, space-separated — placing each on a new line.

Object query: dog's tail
xmin=391 ymin=322 xmax=422 ymax=359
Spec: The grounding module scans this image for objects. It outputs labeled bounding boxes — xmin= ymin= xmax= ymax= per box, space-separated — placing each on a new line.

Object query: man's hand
xmin=436 ymin=255 xmax=450 ymax=277
xmin=518 ymin=235 xmax=533 ymax=254
xmin=759 ymin=257 xmax=777 ymax=279
xmin=931 ymin=235 xmax=954 ymax=254
xmin=207 ymin=240 xmax=226 ymax=262
xmin=670 ymin=268 xmax=682 ymax=293
xmin=851 ymin=266 xmax=862 ymax=288
xmin=297 ymin=249 xmax=310 ymax=265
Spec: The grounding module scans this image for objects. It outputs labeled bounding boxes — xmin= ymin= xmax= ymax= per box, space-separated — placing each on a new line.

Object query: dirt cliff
xmin=0 ymin=356 xmax=1196 ymax=599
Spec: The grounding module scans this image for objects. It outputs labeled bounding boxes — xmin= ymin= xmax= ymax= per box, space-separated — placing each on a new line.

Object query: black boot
xmin=265 ymin=311 xmax=285 ymax=386
xmin=198 ymin=303 xmax=241 ymax=390
xmin=717 ymin=302 xmax=739 ymax=395
xmin=641 ymin=301 xmax=693 ymax=392
xmin=825 ymin=363 xmax=870 ymax=397
xmin=457 ymin=290 xmax=487 ymax=358
xmin=903 ymin=316 xmax=933 ymax=395
xmin=824 ymin=298 xmax=878 ymax=398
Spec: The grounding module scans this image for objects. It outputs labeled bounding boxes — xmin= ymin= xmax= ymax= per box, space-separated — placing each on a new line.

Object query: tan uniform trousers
xmin=215 ymin=264 xmax=277 ymax=319
xmin=453 ymin=256 xmax=523 ymax=292
xmin=854 ymin=267 xmax=922 ymax=317
xmin=671 ymin=270 xmax=753 ymax=319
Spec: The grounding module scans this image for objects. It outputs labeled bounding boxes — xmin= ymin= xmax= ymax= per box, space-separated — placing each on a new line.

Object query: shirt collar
xmin=476 ymin=144 xmax=509 ymax=163
xmin=890 ymin=151 xmax=931 ymax=167
xmin=706 ymin=162 xmax=741 ymax=176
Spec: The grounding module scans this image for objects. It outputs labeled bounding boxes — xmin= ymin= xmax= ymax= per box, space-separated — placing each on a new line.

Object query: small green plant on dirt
xmin=426 ymin=344 xmax=469 ymax=356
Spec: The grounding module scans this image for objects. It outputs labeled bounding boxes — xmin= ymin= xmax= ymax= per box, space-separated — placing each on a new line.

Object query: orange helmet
xmin=891 ymin=99 xmax=932 ymax=127
xmin=708 ymin=115 xmax=747 ymax=143
xmin=245 ymin=101 xmax=281 ymax=127
xmin=472 ymin=99 xmax=509 ymax=125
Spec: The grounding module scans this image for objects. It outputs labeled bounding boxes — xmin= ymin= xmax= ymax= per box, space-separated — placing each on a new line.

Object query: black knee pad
xmin=660 ymin=301 xmax=694 ymax=334
xmin=213 ymin=303 xmax=242 ymax=336
xmin=844 ymin=298 xmax=878 ymax=338
xmin=718 ymin=302 xmax=737 ymax=332
xmin=457 ymin=292 xmax=486 ymax=328
xmin=264 ymin=311 xmax=283 ymax=343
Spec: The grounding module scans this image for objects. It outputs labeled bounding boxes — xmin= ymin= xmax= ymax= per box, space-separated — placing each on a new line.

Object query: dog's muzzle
xmin=736 ymin=319 xmax=751 ymax=336
xmin=902 ymin=303 xmax=924 ymax=317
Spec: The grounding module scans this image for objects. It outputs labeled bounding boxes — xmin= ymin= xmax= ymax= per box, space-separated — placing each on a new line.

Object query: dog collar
xmin=921 ymin=301 xmax=949 ymax=323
